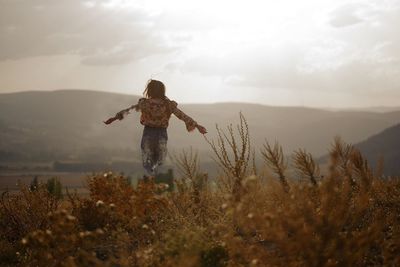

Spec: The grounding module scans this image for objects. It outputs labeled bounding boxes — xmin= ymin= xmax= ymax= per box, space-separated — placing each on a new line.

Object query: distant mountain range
xmin=0 ymin=90 xmax=399 ymax=168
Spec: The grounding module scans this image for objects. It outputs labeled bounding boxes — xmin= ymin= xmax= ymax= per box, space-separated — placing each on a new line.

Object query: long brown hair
xmin=143 ymin=79 xmax=166 ymax=99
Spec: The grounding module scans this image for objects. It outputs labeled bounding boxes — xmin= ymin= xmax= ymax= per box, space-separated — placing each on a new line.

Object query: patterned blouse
xmin=135 ymin=98 xmax=198 ymax=131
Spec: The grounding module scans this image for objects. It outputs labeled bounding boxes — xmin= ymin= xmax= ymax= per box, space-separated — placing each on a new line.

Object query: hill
xmin=355 ymin=123 xmax=400 ymax=176
xmin=0 ymin=90 xmax=399 ymax=166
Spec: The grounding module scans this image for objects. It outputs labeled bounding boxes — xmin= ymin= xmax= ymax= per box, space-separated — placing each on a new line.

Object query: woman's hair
xmin=143 ymin=79 xmax=166 ymax=99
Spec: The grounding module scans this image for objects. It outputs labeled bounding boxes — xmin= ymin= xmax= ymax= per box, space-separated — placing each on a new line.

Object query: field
xmin=1 ymin=171 xmax=86 ymax=191
xmin=1 ymin=116 xmax=399 ymax=267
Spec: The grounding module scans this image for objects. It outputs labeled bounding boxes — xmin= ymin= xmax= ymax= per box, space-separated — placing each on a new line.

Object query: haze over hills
xmin=0 ymin=90 xmax=399 ymax=166
xmin=324 ymin=106 xmax=400 ymax=113
xmin=355 ymin=123 xmax=400 ymax=176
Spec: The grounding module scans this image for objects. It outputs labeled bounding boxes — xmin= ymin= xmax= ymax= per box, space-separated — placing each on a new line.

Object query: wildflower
xmin=157 ymin=183 xmax=169 ymax=191
xmin=21 ymin=238 xmax=28 ymax=245
xmin=96 ymin=200 xmax=104 ymax=207
xmin=264 ymin=212 xmax=274 ymax=220
xmin=60 ymin=209 xmax=68 ymax=215
xmin=224 ymin=194 xmax=232 ymax=200
xmin=242 ymin=175 xmax=258 ymax=186
xmin=66 ymin=215 xmax=76 ymax=221
xmin=236 ymin=203 xmax=243 ymax=211
xmin=96 ymin=228 xmax=105 ymax=235
xmin=333 ymin=186 xmax=339 ymax=192
xmin=159 ymin=183 xmax=169 ymax=190
xmin=327 ymin=259 xmax=337 ymax=265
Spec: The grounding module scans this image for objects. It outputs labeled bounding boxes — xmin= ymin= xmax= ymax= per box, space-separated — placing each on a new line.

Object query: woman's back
xmin=137 ymin=98 xmax=175 ymax=128
xmin=137 ymin=97 xmax=199 ymax=131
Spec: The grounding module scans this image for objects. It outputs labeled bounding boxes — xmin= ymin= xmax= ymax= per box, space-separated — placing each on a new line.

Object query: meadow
xmin=1 ymin=114 xmax=399 ymax=266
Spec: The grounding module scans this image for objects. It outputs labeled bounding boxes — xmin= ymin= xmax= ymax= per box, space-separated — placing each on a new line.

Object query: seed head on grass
xmin=292 ymin=148 xmax=320 ymax=187
xmin=261 ymin=141 xmax=289 ymax=192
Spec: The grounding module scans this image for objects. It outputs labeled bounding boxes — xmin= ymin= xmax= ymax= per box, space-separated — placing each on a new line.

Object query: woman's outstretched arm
xmin=104 ymin=104 xmax=137 ymax=125
xmin=171 ymin=102 xmax=207 ymax=134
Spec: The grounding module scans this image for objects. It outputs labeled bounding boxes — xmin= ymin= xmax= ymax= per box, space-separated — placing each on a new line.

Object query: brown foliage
xmin=1 ymin=115 xmax=399 ymax=266
xmin=205 ymin=112 xmax=251 ymax=201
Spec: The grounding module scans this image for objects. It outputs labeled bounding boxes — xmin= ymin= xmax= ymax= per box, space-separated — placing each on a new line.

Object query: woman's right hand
xmin=196 ymin=125 xmax=207 ymax=134
xmin=116 ymin=111 xmax=124 ymax=120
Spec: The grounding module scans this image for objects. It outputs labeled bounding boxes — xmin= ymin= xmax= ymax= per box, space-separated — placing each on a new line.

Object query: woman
xmin=107 ymin=79 xmax=207 ymax=176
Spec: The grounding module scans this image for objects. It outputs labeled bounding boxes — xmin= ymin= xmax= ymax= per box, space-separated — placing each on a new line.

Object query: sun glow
xmin=122 ymin=0 xmax=337 ymax=54
xmin=97 ymin=0 xmax=354 ymax=104
xmin=2 ymin=0 xmax=397 ymax=107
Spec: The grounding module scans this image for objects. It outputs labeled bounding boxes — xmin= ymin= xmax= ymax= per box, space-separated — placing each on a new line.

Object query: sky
xmin=0 ymin=0 xmax=399 ymax=108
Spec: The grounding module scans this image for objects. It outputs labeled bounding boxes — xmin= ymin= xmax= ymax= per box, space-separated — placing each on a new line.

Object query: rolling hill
xmin=0 ymin=90 xmax=399 ymax=166
xmin=355 ymin=123 xmax=400 ymax=176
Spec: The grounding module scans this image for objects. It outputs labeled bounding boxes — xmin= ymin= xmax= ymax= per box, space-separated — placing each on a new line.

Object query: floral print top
xmin=135 ymin=98 xmax=198 ymax=131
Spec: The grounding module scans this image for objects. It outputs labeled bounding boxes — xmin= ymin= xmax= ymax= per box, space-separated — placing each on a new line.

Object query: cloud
xmin=180 ymin=40 xmax=400 ymax=95
xmin=0 ymin=0 xmax=176 ymax=65
xmin=1 ymin=0 xmax=399 ymax=106
xmin=329 ymin=4 xmax=364 ymax=28
xmin=173 ymin=3 xmax=400 ymax=97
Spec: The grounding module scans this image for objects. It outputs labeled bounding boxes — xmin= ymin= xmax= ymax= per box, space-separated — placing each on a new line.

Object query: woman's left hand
xmin=196 ymin=125 xmax=207 ymax=134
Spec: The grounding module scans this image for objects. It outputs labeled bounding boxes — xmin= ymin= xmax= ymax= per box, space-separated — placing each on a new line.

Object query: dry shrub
xmin=71 ymin=172 xmax=171 ymax=248
xmin=0 ymin=183 xmax=60 ymax=265
xmin=1 ymin=115 xmax=399 ymax=267
xmin=218 ymin=136 xmax=400 ymax=267
xmin=205 ymin=112 xmax=251 ymax=201
xmin=0 ymin=183 xmax=60 ymax=242
xmin=137 ymin=225 xmax=228 ymax=267
xmin=171 ymin=148 xmax=218 ymax=226
xmin=20 ymin=209 xmax=131 ymax=266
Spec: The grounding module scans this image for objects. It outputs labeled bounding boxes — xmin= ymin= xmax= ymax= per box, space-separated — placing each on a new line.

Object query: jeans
xmin=141 ymin=126 xmax=168 ymax=176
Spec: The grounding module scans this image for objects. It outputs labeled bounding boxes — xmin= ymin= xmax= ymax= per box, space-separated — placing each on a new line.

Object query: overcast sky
xmin=0 ymin=0 xmax=399 ymax=107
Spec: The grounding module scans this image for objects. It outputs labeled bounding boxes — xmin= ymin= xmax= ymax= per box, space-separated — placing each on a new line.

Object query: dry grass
xmin=205 ymin=112 xmax=252 ymax=201
xmin=1 ymin=114 xmax=399 ymax=266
